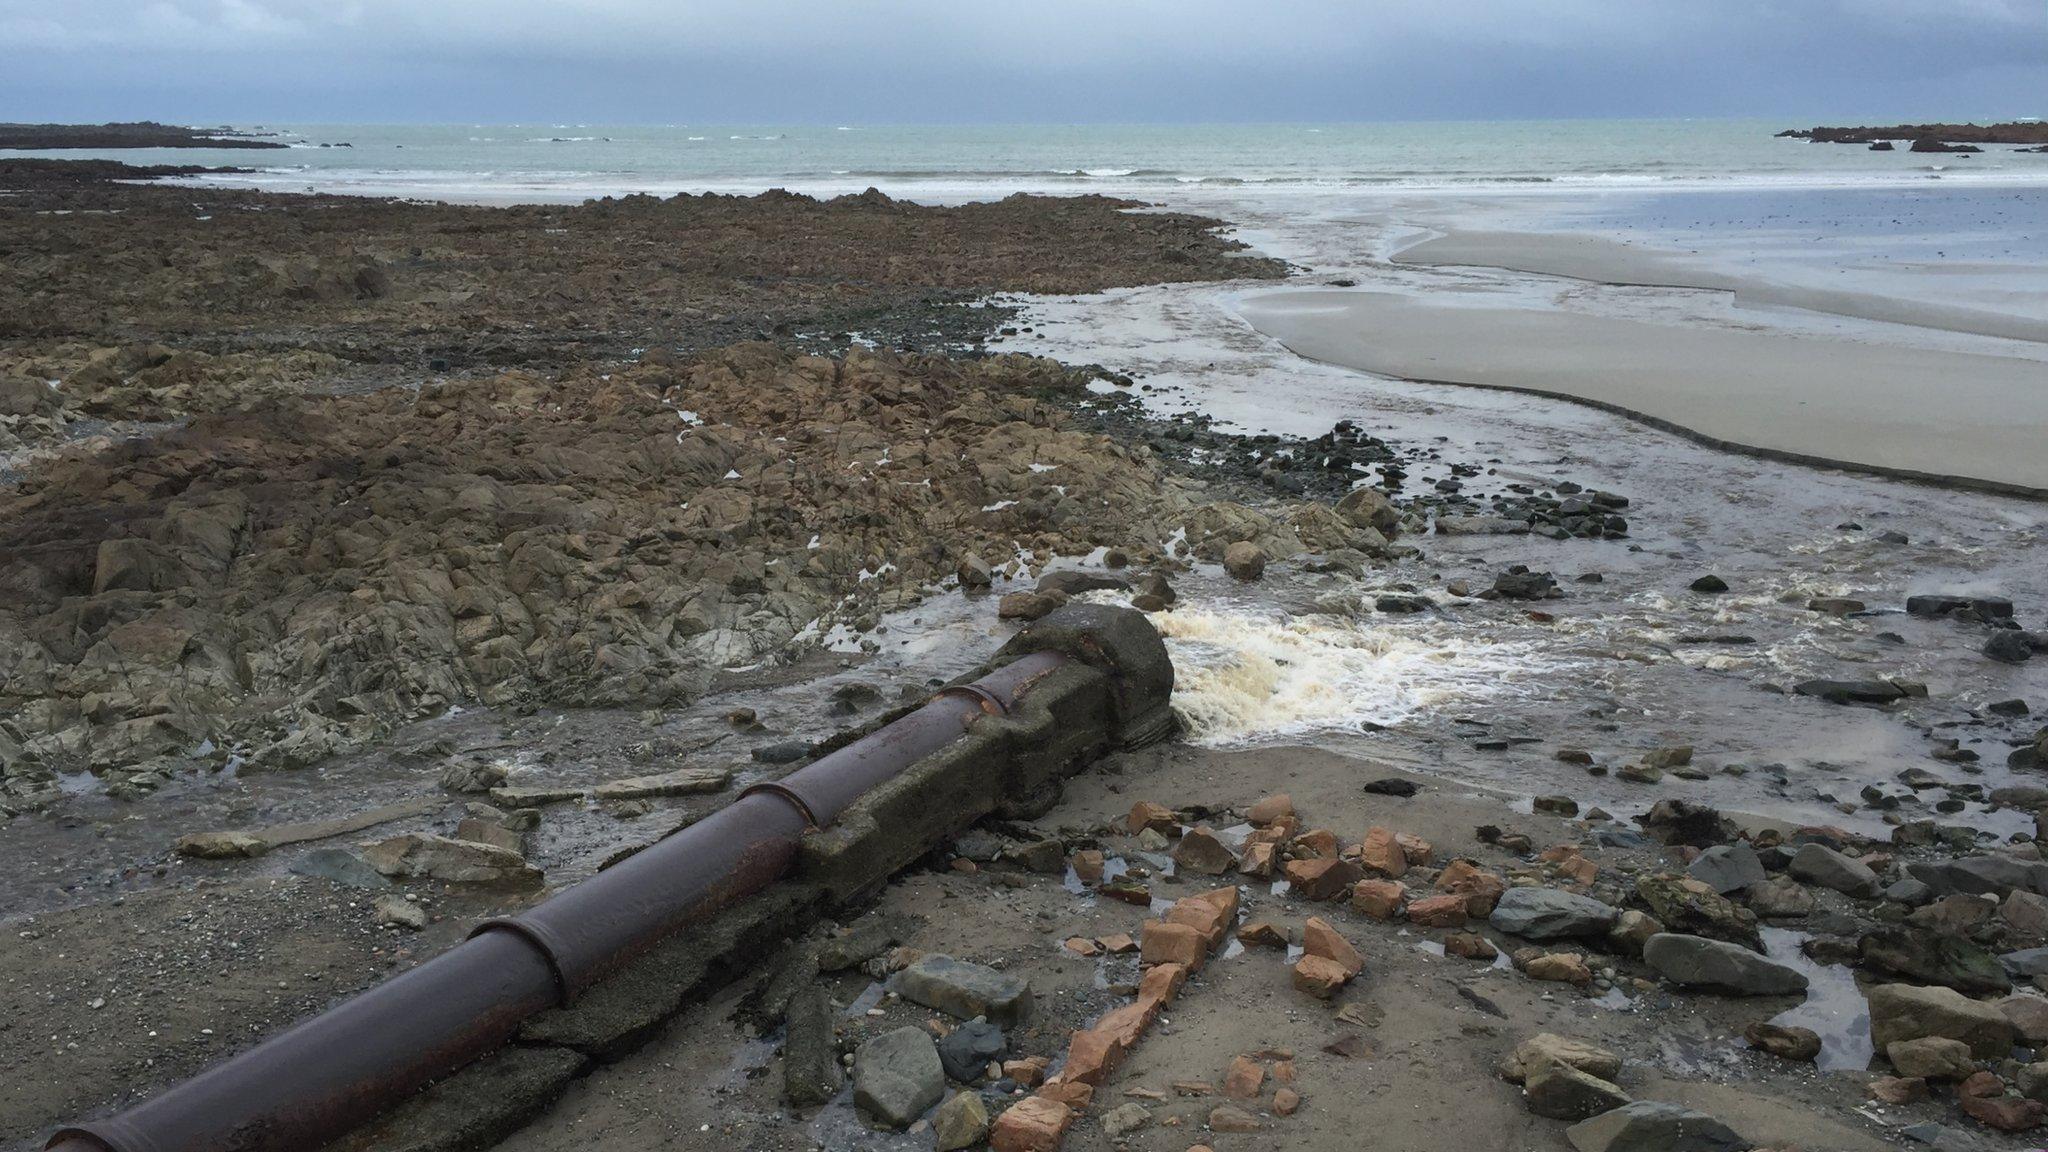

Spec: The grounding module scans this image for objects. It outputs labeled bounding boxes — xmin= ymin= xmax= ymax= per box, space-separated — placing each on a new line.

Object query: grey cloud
xmin=0 ymin=0 xmax=2041 ymax=122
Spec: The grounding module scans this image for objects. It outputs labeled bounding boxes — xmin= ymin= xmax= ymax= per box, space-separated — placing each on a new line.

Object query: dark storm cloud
xmin=1 ymin=0 xmax=2041 ymax=122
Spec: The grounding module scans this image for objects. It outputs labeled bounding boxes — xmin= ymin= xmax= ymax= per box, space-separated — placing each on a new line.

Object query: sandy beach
xmin=1237 ymin=286 xmax=2048 ymax=493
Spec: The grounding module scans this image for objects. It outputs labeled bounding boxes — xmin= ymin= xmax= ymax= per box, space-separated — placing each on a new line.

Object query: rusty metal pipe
xmin=47 ymin=650 xmax=1069 ymax=1152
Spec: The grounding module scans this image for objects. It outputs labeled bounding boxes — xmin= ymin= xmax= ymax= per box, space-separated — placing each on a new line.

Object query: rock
xmin=1221 ymin=1054 xmax=1264 ymax=1099
xmin=2018 ymin=1062 xmax=2048 ymax=1104
xmin=452 ymin=818 xmax=524 ymax=853
xmin=1525 ymin=952 xmax=1593 ymax=984
xmin=1912 ymin=856 xmax=2048 ymax=900
xmin=1607 ymin=910 xmax=1662 ymax=955
xmin=1336 ymin=486 xmax=1399 ymax=535
xmin=937 ymin=1018 xmax=1007 ymax=1082
xmin=1640 ymin=799 xmax=1726 ymax=848
xmin=2000 ymin=995 xmax=2048 ymax=1046
xmin=1303 ymin=916 xmax=1364 ymax=977
xmin=1744 ymin=875 xmax=1815 ymax=919
xmin=1643 ymin=933 xmax=1808 ymax=995
xmin=1986 ymin=631 xmax=2035 ymax=664
xmin=1293 ymin=954 xmax=1353 ymax=998
xmin=1500 ymin=1034 xmax=1622 ymax=1085
xmin=1247 ymin=793 xmax=1295 ymax=823
xmin=1363 ymin=777 xmax=1419 ymax=797
xmin=1407 ymin=893 xmax=1470 ymax=928
xmin=1565 ymin=1101 xmax=1745 ymax=1152
xmin=1284 ymin=857 xmax=1363 ymax=901
xmin=784 ymin=984 xmax=842 ymax=1106
xmin=1908 ymin=594 xmax=2014 ymax=621
xmin=2004 ymin=891 xmax=2048 ymax=941
xmin=854 ymin=1026 xmax=945 ymax=1128
xmin=1352 ymin=879 xmax=1407 ymax=920
xmin=1533 ymin=795 xmax=1580 ymax=816
xmin=1789 ymin=843 xmax=1879 ymax=898
xmin=1794 ymin=678 xmax=1915 ymax=705
xmin=1207 ymin=1104 xmax=1262 ymax=1133
xmin=1744 ymin=1021 xmax=1820 ymax=1061
xmin=1635 ymin=874 xmax=1761 ymax=950
xmin=1034 ymin=570 xmax=1128 ymax=596
xmin=989 ymin=1095 xmax=1071 ymax=1152
xmin=956 ymin=555 xmax=993 ymax=589
xmin=1860 ymin=926 xmax=2010 ymax=994
xmin=1869 ymin=1077 xmax=1929 ymax=1105
xmin=1493 ymin=568 xmax=1557 ymax=600
xmin=1690 ymin=575 xmax=1729 ymax=593
xmin=174 ymin=830 xmax=270 ymax=859
xmin=1127 ymin=800 xmax=1177 ymax=834
xmin=1099 ymin=1101 xmax=1151 ymax=1138
xmin=934 ymin=1091 xmax=990 ymax=1151
xmin=1445 ymin=932 xmax=1498 ymax=960
xmin=1222 ymin=541 xmax=1267 ymax=581
xmin=1688 ymin=844 xmax=1766 ymax=894
xmin=1358 ymin=826 xmax=1408 ymax=877
xmin=1525 ymin=1060 xmax=1631 ymax=1121
xmin=891 ymin=954 xmax=1033 ymax=1025
xmin=1887 ymin=1036 xmax=1976 ymax=1080
xmin=1006 ymin=838 xmax=1066 ymax=874
xmin=1141 ymin=921 xmax=1208 ymax=970
xmin=1867 ymin=983 xmax=2016 ymax=1058
xmin=1911 ymin=894 xmax=1998 ymax=936
xmin=1171 ymin=826 xmax=1237 ymax=875
xmin=1491 ymin=887 xmax=1617 ymax=940
xmin=1959 ymin=1069 xmax=2048 ymax=1131
xmin=998 ymin=589 xmax=1069 ymax=621
xmin=372 ymin=894 xmax=427 ymax=929
xmin=362 ymin=834 xmax=541 ymax=887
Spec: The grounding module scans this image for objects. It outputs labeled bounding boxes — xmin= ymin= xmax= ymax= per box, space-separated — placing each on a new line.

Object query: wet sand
xmin=1393 ymin=229 xmax=2048 ymax=344
xmin=1237 ymin=288 xmax=2048 ymax=495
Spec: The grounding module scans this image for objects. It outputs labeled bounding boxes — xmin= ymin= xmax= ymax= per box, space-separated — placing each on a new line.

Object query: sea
xmin=29 ymin=118 xmax=2048 ymax=202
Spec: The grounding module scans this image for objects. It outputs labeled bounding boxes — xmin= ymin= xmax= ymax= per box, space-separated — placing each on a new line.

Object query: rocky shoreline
xmin=1775 ymin=122 xmax=2048 ymax=153
xmin=0 ymin=121 xmax=290 ymax=149
xmin=6 ymin=160 xmax=2048 ymax=1152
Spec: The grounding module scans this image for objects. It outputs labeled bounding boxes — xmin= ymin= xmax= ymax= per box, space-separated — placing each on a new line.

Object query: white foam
xmin=1153 ymin=607 xmax=1561 ymax=744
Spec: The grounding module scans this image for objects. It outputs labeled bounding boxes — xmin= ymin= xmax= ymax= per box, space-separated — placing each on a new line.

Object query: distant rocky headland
xmin=1777 ymin=121 xmax=2048 ymax=153
xmin=0 ymin=121 xmax=289 ymax=150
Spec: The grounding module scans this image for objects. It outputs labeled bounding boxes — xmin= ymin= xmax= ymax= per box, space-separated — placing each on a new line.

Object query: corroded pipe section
xmin=46 ymin=648 xmax=1077 ymax=1152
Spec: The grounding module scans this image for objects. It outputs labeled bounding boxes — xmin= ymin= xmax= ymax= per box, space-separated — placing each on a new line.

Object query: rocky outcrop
xmin=0 ymin=344 xmax=1348 ymax=804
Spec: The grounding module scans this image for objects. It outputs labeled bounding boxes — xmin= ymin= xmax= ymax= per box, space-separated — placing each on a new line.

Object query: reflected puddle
xmin=1762 ymin=926 xmax=1873 ymax=1071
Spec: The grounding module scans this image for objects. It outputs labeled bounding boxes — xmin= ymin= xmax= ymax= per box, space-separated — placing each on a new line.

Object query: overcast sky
xmin=3 ymin=0 xmax=2043 ymax=124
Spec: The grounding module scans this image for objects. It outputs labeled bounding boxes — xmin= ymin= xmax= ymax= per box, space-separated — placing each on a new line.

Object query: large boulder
xmin=1490 ymin=887 xmax=1618 ymax=940
xmin=1525 ymin=1061 xmax=1630 ymax=1121
xmin=1687 ymin=844 xmax=1765 ymax=895
xmin=1335 ymin=485 xmax=1399 ymax=536
xmin=1866 ymin=983 xmax=2016 ymax=1058
xmin=1861 ymin=926 xmax=2011 ymax=995
xmin=890 ymin=954 xmax=1033 ymax=1025
xmin=1642 ymin=933 xmax=1808 ymax=996
xmin=1565 ymin=1101 xmax=1747 ymax=1152
xmin=854 ymin=1026 xmax=945 ymax=1128
xmin=1499 ymin=1034 xmax=1623 ymax=1085
xmin=1788 ymin=843 xmax=1878 ymax=898
xmin=1635 ymin=874 xmax=1762 ymax=950
xmin=1911 ymin=856 xmax=2048 ymax=901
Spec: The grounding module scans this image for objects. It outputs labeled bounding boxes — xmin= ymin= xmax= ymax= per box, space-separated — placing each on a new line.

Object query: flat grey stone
xmin=853 ymin=1026 xmax=945 ymax=1128
xmin=1566 ymin=1101 xmax=1747 ymax=1152
xmin=1643 ymin=933 xmax=1808 ymax=995
xmin=1911 ymin=855 xmax=2048 ymax=900
xmin=1687 ymin=844 xmax=1766 ymax=895
xmin=890 ymin=954 xmax=1033 ymax=1025
xmin=1788 ymin=843 xmax=1878 ymax=898
xmin=1490 ymin=887 xmax=1619 ymax=940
